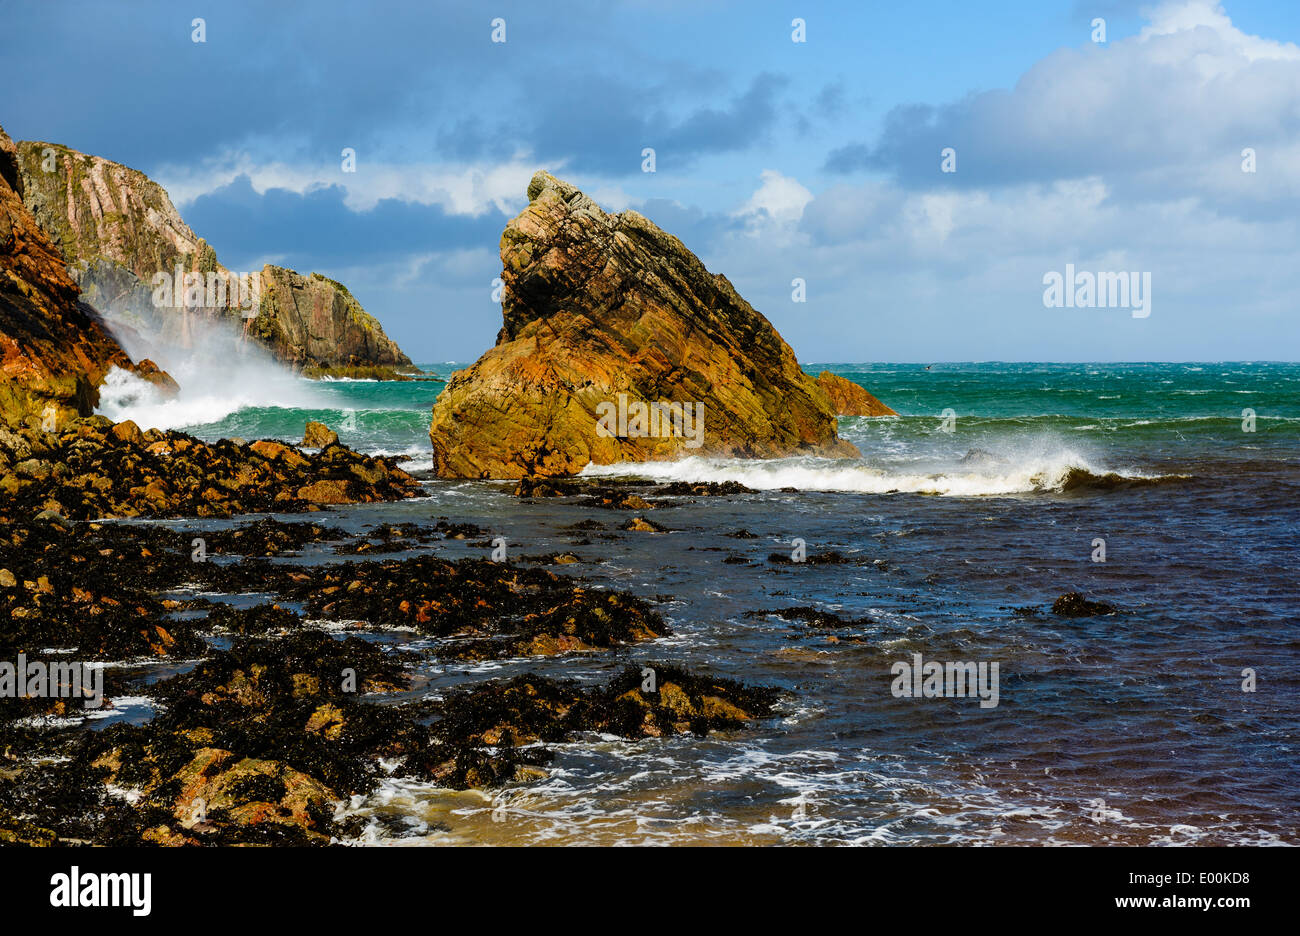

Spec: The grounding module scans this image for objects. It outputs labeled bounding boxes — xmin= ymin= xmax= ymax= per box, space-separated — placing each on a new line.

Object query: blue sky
xmin=3 ymin=0 xmax=1299 ymax=362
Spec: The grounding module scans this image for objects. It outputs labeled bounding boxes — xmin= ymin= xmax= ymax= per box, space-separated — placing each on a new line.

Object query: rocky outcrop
xmin=1051 ymin=592 xmax=1118 ymax=617
xmin=15 ymin=140 xmax=410 ymax=371
xmin=0 ymin=415 xmax=421 ymax=521
xmin=16 ymin=141 xmax=216 ymax=292
xmin=429 ymin=172 xmax=865 ymax=478
xmin=0 ymin=512 xmax=781 ymax=844
xmin=815 ymin=371 xmax=896 ymax=417
xmin=0 ymin=125 xmax=146 ymax=429
xmin=300 ymin=420 xmax=338 ymax=448
xmin=253 ymin=266 xmax=410 ymax=370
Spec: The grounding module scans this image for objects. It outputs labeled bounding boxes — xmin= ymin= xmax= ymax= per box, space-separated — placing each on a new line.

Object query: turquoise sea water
xmin=98 ymin=362 xmax=1299 ymax=845
xmin=165 ymin=361 xmax=1300 ymax=480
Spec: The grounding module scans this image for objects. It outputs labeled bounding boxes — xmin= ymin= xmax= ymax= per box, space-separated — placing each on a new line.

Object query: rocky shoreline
xmin=0 ymin=417 xmax=423 ymax=522
xmin=0 ymin=427 xmax=784 ymax=846
xmin=0 ymin=125 xmax=888 ymax=848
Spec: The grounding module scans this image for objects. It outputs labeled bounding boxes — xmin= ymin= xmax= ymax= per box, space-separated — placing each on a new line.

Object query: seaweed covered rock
xmin=0 ymin=522 xmax=209 ymax=660
xmin=290 ymin=555 xmax=668 ymax=660
xmin=0 ymin=510 xmax=785 ymax=845
xmin=577 ymin=663 xmax=782 ymax=739
xmin=512 ymin=475 xmax=753 ymax=508
xmin=421 ymin=664 xmax=782 ymax=786
xmin=1051 ymin=592 xmax=1118 ymax=617
xmin=429 ymin=171 xmax=866 ymax=478
xmin=199 ymin=517 xmax=348 ymax=557
xmin=0 ymin=627 xmax=782 ymax=843
xmin=0 ymin=418 xmax=422 ymax=521
xmin=44 ymin=632 xmax=426 ymax=845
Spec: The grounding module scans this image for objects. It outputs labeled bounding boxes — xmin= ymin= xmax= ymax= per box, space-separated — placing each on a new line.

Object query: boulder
xmin=297 ymin=479 xmax=354 ymax=504
xmin=0 ymin=420 xmax=421 ymax=522
xmin=249 ymin=440 xmax=310 ymax=468
xmin=428 ymin=172 xmax=868 ymax=479
xmin=134 ymin=359 xmax=179 ymax=397
xmin=300 ymin=421 xmax=338 ymax=449
xmin=108 ymin=419 xmax=145 ymax=446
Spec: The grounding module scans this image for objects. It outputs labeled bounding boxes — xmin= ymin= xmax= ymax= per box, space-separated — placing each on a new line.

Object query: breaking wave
xmin=580 ymin=450 xmax=1184 ymax=496
xmin=95 ymin=316 xmax=328 ymax=431
xmin=96 ymin=364 xmax=328 ymax=432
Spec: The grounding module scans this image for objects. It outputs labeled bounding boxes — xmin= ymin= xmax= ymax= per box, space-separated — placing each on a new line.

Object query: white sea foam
xmin=95 ymin=316 xmax=328 ymax=431
xmin=368 ymin=447 xmax=434 ymax=473
xmin=580 ymin=447 xmax=1164 ymax=496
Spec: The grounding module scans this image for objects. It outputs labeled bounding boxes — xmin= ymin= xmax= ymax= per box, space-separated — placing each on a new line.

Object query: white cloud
xmin=735 ymin=170 xmax=814 ymax=229
xmin=845 ymin=0 xmax=1300 ymax=220
xmin=1140 ymin=0 xmax=1300 ymax=72
xmin=699 ymin=2 xmax=1300 ymax=359
xmin=155 ymin=152 xmax=543 ymax=216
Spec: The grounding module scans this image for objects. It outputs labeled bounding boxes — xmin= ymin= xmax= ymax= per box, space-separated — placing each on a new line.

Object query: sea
xmin=94 ymin=361 xmax=1300 ymax=845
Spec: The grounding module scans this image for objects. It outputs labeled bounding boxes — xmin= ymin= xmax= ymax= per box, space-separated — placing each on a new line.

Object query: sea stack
xmin=429 ymin=171 xmax=872 ymax=479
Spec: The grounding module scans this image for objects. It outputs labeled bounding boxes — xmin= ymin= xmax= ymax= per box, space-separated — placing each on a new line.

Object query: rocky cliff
xmin=428 ymin=171 xmax=865 ymax=479
xmin=15 ymin=140 xmax=410 ymax=371
xmin=253 ymin=266 xmax=410 ymax=370
xmin=0 ymin=125 xmax=142 ymax=429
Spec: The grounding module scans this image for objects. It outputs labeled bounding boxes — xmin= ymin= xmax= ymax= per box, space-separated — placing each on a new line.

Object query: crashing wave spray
xmin=580 ymin=431 xmax=1179 ymax=496
xmin=95 ymin=311 xmax=328 ymax=432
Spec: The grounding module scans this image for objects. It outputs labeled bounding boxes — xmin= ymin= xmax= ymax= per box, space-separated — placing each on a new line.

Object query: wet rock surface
xmin=1050 ymin=592 xmax=1119 ymax=617
xmin=292 ymin=555 xmax=668 ymax=660
xmin=0 ymin=514 xmax=782 ymax=845
xmin=767 ymin=549 xmax=864 ymax=566
xmin=513 ymin=475 xmax=752 ymax=510
xmin=0 ymin=417 xmax=422 ymax=521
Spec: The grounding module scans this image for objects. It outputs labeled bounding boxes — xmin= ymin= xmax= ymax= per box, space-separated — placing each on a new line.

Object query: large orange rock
xmin=249 ymin=439 xmax=310 ymax=468
xmin=815 ymin=371 xmax=897 ymax=417
xmin=429 ymin=172 xmax=870 ymax=479
xmin=297 ymin=478 xmax=354 ymax=504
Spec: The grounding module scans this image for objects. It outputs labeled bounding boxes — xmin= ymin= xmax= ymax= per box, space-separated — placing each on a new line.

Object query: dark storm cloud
xmin=2 ymin=0 xmax=790 ymax=181
xmin=524 ymin=72 xmax=790 ymax=176
xmin=183 ymin=176 xmax=506 ymax=270
xmin=0 ymin=0 xmax=610 ymax=169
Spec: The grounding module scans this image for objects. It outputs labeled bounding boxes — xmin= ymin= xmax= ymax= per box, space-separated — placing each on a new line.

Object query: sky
xmin=2 ymin=0 xmax=1299 ymax=362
